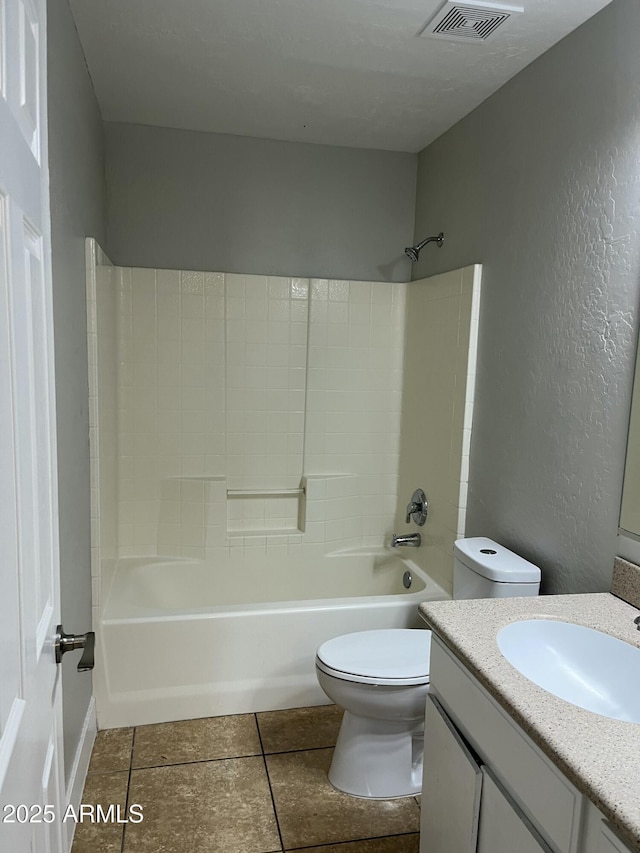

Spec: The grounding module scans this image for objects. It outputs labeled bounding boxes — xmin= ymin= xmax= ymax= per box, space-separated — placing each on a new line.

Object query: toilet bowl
xmin=315 ymin=628 xmax=431 ymax=799
xmin=315 ymin=537 xmax=541 ymax=799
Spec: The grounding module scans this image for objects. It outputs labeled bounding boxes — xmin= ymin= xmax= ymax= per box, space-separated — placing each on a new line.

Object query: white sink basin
xmin=497 ymin=620 xmax=640 ymax=723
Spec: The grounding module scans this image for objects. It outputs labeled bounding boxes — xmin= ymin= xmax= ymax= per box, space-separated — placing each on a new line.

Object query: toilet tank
xmin=453 ymin=537 xmax=541 ymax=600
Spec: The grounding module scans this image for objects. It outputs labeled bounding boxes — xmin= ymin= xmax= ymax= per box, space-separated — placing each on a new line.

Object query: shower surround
xmin=86 ymin=240 xmax=480 ymax=725
xmin=89 ymin=240 xmax=405 ymax=573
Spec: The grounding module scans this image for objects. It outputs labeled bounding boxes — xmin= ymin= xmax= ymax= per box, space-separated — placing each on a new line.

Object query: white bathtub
xmin=97 ymin=549 xmax=449 ymax=728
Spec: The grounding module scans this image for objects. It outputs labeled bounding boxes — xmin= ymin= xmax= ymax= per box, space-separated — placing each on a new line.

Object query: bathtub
xmin=97 ymin=549 xmax=449 ymax=728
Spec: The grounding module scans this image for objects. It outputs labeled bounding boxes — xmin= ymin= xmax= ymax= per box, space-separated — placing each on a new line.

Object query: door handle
xmin=55 ymin=625 xmax=95 ymax=671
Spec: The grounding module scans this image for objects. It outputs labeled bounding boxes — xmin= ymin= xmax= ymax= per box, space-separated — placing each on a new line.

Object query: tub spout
xmin=391 ymin=533 xmax=421 ymax=548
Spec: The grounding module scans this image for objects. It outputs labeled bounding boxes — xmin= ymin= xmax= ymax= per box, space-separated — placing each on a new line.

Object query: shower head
xmin=404 ymin=232 xmax=445 ymax=262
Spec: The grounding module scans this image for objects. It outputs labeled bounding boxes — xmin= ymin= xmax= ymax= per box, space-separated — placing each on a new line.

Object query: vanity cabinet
xmin=421 ymin=635 xmax=588 ymax=853
xmin=595 ymin=826 xmax=637 ymax=853
xmin=421 ymin=692 xmax=552 ymax=853
xmin=581 ymin=804 xmax=637 ymax=853
xmin=421 ymin=634 xmax=639 ymax=853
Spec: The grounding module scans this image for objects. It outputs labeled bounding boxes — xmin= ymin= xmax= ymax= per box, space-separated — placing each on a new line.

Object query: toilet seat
xmin=315 ymin=628 xmax=432 ymax=686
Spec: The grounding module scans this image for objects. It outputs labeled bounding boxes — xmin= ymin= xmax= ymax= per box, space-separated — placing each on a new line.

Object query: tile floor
xmin=72 ymin=705 xmax=421 ymax=852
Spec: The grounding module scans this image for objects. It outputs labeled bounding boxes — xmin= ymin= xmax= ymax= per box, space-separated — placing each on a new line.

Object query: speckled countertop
xmin=419 ymin=592 xmax=640 ymax=850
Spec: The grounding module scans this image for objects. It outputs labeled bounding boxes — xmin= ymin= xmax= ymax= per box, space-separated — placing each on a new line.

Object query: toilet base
xmin=328 ymin=711 xmax=424 ymax=799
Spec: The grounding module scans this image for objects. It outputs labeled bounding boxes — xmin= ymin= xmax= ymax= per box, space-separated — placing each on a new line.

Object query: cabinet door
xmin=420 ymin=694 xmax=482 ymax=853
xmin=477 ymin=768 xmax=553 ymax=853
xmin=581 ymin=802 xmax=637 ymax=853
xmin=598 ymin=822 xmax=636 ymax=853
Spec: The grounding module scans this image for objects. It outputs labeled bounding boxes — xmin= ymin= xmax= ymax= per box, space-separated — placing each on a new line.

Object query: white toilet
xmin=315 ymin=537 xmax=541 ymax=799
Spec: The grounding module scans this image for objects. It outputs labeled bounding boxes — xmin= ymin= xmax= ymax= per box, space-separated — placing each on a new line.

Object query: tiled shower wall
xmin=86 ymin=241 xmax=117 ymax=622
xmin=305 ymin=279 xmax=406 ymax=545
xmin=88 ymin=240 xmax=407 ymax=603
xmin=395 ymin=266 xmax=481 ymax=596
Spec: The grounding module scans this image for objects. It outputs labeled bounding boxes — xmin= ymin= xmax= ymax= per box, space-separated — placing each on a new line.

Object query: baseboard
xmin=63 ymin=697 xmax=97 ymax=852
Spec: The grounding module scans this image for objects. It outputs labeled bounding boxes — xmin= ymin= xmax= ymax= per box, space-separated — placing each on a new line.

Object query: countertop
xmin=419 ymin=592 xmax=640 ymax=850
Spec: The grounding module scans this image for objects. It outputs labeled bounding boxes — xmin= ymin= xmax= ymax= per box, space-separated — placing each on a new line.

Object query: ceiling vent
xmin=419 ymin=1 xmax=524 ymax=43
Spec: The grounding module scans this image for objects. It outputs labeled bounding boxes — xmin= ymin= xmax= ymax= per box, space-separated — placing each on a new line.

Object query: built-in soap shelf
xmin=227 ymin=487 xmax=305 ymax=498
xmin=226 ymin=481 xmax=307 ymax=536
xmin=156 ymin=474 xmax=360 ymax=543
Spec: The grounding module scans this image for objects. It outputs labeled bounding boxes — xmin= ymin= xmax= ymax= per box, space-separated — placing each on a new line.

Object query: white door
xmin=0 ymin=0 xmax=65 ymax=850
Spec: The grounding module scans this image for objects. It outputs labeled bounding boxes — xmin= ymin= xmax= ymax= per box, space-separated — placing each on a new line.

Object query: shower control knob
xmin=54 ymin=625 xmax=95 ymax=672
xmin=405 ymin=489 xmax=428 ymax=526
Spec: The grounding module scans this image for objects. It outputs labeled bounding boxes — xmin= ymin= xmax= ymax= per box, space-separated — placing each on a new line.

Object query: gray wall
xmin=105 ymin=122 xmax=417 ymax=282
xmin=412 ymin=0 xmax=640 ymax=594
xmin=47 ymin=0 xmax=106 ymax=783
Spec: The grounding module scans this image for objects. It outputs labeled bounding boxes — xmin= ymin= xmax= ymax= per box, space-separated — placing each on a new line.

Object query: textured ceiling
xmin=69 ymin=0 xmax=612 ymax=152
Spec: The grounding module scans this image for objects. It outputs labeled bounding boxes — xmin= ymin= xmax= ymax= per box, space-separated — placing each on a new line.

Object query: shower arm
xmin=404 ymin=232 xmax=445 ymax=262
xmin=415 ymin=233 xmax=444 ymax=251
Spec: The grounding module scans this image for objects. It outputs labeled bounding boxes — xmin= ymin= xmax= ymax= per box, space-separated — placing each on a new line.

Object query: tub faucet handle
xmin=405 ymin=501 xmax=420 ymax=523
xmin=405 ymin=489 xmax=428 ymax=526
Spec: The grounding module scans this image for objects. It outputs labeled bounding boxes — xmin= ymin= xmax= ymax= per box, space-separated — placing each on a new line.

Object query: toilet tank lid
xmin=454 ymin=537 xmax=541 ymax=583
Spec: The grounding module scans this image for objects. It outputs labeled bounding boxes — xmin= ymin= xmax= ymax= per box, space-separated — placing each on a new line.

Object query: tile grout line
xmin=129 ymin=752 xmax=262 ymax=772
xmin=284 ymin=830 xmax=420 ymax=851
xmin=120 ymin=727 xmax=137 ymax=853
xmin=127 ymin=742 xmax=334 ymax=773
xmin=255 ymin=712 xmax=286 ymax=853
